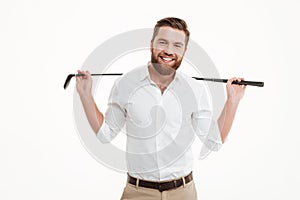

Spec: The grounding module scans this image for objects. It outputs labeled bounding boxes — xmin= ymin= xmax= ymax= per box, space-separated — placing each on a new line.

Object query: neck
xmin=148 ymin=62 xmax=175 ymax=86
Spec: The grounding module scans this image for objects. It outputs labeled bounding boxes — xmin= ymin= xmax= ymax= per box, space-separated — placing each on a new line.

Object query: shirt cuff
xmin=198 ymin=119 xmax=223 ymax=159
xmin=96 ymin=122 xmax=113 ymax=143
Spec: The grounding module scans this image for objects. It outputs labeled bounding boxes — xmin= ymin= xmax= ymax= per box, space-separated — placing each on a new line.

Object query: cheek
xmin=152 ymin=43 xmax=166 ymax=51
xmin=151 ymin=48 xmax=162 ymax=57
xmin=174 ymin=49 xmax=185 ymax=57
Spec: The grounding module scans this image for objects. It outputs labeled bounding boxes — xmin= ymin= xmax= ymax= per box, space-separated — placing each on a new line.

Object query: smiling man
xmin=76 ymin=17 xmax=246 ymax=200
xmin=151 ymin=26 xmax=186 ymax=71
xmin=149 ymin=25 xmax=187 ymax=95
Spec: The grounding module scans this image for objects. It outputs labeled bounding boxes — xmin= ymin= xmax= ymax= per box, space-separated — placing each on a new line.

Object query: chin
xmin=160 ymin=62 xmax=180 ymax=71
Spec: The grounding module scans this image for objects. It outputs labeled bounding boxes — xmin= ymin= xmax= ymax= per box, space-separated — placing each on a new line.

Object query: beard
xmin=151 ymin=50 xmax=183 ymax=76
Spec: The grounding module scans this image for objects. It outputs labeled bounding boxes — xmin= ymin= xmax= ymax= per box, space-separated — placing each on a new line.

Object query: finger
xmin=76 ymin=70 xmax=81 ymax=81
xmin=77 ymin=70 xmax=84 ymax=74
xmin=84 ymin=70 xmax=90 ymax=80
xmin=239 ymin=78 xmax=246 ymax=88
xmin=76 ymin=70 xmax=85 ymax=80
xmin=75 ymin=75 xmax=81 ymax=83
xmin=81 ymin=70 xmax=90 ymax=80
xmin=235 ymin=77 xmax=243 ymax=87
xmin=87 ymin=70 xmax=92 ymax=80
xmin=227 ymin=77 xmax=237 ymax=86
xmin=79 ymin=70 xmax=88 ymax=79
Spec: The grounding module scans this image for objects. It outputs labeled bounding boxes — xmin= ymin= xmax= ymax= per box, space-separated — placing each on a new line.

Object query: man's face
xmin=151 ymin=26 xmax=187 ymax=75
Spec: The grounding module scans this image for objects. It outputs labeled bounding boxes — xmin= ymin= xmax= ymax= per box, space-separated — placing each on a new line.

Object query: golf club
xmin=63 ymin=73 xmax=264 ymax=89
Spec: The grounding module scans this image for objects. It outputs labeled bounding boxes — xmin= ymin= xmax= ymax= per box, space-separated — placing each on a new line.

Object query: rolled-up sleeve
xmin=96 ymin=79 xmax=126 ymax=143
xmin=192 ymin=86 xmax=223 ymax=152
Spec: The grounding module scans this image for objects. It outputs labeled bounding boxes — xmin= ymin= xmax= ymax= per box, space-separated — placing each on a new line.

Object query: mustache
xmin=158 ymin=53 xmax=177 ymax=60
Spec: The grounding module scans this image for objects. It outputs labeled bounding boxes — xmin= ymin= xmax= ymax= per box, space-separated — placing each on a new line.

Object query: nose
xmin=162 ymin=45 xmax=175 ymax=55
xmin=163 ymin=51 xmax=174 ymax=56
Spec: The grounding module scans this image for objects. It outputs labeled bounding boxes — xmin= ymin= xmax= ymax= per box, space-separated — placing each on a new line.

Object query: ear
xmin=181 ymin=46 xmax=187 ymax=57
xmin=150 ymin=40 xmax=154 ymax=51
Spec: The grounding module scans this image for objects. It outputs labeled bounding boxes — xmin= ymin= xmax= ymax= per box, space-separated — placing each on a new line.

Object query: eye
xmin=174 ymin=44 xmax=183 ymax=48
xmin=159 ymin=41 xmax=166 ymax=45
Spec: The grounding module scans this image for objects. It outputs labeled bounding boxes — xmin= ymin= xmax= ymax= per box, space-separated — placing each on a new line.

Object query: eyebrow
xmin=157 ymin=38 xmax=167 ymax=42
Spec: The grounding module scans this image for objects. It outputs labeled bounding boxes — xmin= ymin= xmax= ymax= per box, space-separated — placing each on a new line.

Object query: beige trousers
xmin=120 ymin=179 xmax=198 ymax=200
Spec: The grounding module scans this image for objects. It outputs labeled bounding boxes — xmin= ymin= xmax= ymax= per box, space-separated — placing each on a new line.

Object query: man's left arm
xmin=218 ymin=77 xmax=247 ymax=143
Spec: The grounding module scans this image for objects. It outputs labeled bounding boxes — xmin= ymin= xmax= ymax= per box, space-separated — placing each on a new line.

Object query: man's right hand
xmin=75 ymin=70 xmax=103 ymax=133
xmin=76 ymin=70 xmax=92 ymax=96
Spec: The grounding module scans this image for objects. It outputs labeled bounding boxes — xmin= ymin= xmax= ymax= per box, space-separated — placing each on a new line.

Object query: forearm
xmin=79 ymin=93 xmax=104 ymax=134
xmin=217 ymin=98 xmax=240 ymax=143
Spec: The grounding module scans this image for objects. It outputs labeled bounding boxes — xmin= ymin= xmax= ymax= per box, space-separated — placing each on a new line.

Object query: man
xmin=76 ymin=17 xmax=246 ymax=200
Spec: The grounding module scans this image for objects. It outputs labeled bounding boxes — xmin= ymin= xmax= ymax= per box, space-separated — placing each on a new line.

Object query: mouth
xmin=159 ymin=56 xmax=176 ymax=64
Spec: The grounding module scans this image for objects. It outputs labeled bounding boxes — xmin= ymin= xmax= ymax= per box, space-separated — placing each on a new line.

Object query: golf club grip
xmin=232 ymin=80 xmax=264 ymax=87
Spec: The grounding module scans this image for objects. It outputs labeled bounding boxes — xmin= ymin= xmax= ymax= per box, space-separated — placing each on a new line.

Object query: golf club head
xmin=63 ymin=74 xmax=75 ymax=89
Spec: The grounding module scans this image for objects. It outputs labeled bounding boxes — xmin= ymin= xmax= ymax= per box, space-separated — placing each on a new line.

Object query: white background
xmin=1 ymin=0 xmax=299 ymax=199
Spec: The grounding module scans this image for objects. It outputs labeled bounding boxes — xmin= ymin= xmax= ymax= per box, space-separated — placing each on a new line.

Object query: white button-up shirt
xmin=97 ymin=64 xmax=222 ymax=181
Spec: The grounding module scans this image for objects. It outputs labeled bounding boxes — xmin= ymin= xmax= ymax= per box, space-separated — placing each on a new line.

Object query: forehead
xmin=155 ymin=26 xmax=186 ymax=43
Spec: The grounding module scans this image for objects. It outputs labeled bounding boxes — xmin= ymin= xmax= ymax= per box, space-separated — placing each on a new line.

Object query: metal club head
xmin=63 ymin=74 xmax=75 ymax=89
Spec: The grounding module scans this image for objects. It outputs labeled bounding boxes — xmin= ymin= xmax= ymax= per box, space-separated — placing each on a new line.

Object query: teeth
xmin=162 ymin=57 xmax=172 ymax=61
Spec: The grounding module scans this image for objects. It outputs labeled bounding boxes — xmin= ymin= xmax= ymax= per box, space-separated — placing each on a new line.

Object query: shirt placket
xmin=155 ymin=86 xmax=167 ymax=180
xmin=149 ymin=78 xmax=177 ymax=180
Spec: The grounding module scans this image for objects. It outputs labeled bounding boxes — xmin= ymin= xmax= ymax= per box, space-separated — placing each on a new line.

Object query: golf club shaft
xmin=79 ymin=74 xmax=264 ymax=87
xmin=64 ymin=73 xmax=264 ymax=89
xmin=76 ymin=73 xmax=124 ymax=76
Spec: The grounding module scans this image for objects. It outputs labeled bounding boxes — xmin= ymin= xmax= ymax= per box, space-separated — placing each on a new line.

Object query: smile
xmin=159 ymin=56 xmax=175 ymax=63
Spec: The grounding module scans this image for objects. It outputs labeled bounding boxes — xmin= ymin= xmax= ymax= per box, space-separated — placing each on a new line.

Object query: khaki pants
xmin=120 ymin=180 xmax=198 ymax=200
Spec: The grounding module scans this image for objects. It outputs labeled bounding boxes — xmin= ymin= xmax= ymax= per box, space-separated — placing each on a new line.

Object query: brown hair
xmin=151 ymin=17 xmax=190 ymax=46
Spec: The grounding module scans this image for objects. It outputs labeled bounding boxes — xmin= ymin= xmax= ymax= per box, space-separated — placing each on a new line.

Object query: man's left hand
xmin=226 ymin=77 xmax=247 ymax=103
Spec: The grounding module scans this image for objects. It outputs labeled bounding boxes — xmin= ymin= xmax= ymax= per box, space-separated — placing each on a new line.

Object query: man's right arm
xmin=79 ymin=93 xmax=104 ymax=134
xmin=76 ymin=70 xmax=103 ymax=134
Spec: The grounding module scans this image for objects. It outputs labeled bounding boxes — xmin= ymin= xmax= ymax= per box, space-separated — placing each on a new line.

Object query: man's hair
xmin=151 ymin=17 xmax=190 ymax=46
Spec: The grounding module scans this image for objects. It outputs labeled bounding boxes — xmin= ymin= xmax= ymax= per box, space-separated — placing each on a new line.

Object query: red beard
xmin=151 ymin=51 xmax=183 ymax=75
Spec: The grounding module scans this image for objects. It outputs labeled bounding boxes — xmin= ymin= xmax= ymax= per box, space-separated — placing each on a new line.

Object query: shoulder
xmin=177 ymin=72 xmax=213 ymax=109
xmin=113 ymin=65 xmax=145 ymax=90
xmin=177 ymin=71 xmax=206 ymax=95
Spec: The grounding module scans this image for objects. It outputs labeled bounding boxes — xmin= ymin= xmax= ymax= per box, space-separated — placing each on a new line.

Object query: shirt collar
xmin=139 ymin=63 xmax=150 ymax=82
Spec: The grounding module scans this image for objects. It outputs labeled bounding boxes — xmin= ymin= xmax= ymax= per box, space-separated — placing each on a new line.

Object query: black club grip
xmin=232 ymin=80 xmax=264 ymax=87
